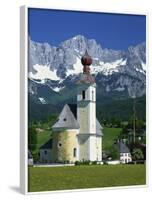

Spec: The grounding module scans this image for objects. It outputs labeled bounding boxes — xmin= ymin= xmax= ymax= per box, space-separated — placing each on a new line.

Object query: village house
xmin=118 ymin=140 xmax=132 ymax=164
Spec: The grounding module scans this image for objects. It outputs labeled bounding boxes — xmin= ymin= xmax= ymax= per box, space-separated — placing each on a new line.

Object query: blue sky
xmin=28 ymin=8 xmax=146 ymax=50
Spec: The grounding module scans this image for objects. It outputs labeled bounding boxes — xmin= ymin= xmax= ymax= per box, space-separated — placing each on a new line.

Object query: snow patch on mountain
xmin=29 ymin=64 xmax=60 ymax=81
xmin=66 ymin=57 xmax=83 ymax=77
xmin=38 ymin=97 xmax=47 ymax=104
xmin=51 ymin=86 xmax=65 ymax=92
xmin=114 ymin=87 xmax=125 ymax=92
xmin=92 ymin=58 xmax=127 ymax=76
xmin=135 ymin=68 xmax=145 ymax=74
xmin=142 ymin=62 xmax=146 ymax=71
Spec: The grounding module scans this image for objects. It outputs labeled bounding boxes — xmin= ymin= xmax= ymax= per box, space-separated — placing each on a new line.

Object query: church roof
xmin=96 ymin=119 xmax=103 ymax=136
xmin=52 ymin=104 xmax=80 ymax=129
xmin=52 ymin=103 xmax=103 ymax=136
xmin=68 ymin=104 xmax=77 ymax=119
xmin=40 ymin=139 xmax=52 ymax=149
xmin=118 ymin=140 xmax=130 ymax=153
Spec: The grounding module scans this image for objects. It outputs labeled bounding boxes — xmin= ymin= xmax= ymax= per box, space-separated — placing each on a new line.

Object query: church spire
xmin=81 ymin=50 xmax=92 ymax=74
xmin=77 ymin=50 xmax=95 ymax=84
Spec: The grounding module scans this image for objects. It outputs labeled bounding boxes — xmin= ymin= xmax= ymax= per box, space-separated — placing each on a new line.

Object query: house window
xmin=82 ymin=90 xmax=85 ymax=100
xmin=44 ymin=150 xmax=47 ymax=155
xmin=73 ymin=148 xmax=77 ymax=157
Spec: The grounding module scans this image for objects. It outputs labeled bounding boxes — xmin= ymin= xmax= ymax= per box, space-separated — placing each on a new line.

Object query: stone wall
xmin=52 ymin=129 xmax=78 ymax=163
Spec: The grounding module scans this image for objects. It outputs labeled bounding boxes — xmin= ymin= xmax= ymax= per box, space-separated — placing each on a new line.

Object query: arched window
xmin=82 ymin=90 xmax=85 ymax=100
xmin=73 ymin=148 xmax=77 ymax=157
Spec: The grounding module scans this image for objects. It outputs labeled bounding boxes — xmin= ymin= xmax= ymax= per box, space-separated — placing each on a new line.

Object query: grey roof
xmin=40 ymin=139 xmax=52 ymax=149
xmin=28 ymin=150 xmax=33 ymax=159
xmin=52 ymin=103 xmax=103 ymax=136
xmin=52 ymin=104 xmax=80 ymax=129
xmin=118 ymin=140 xmax=130 ymax=153
xmin=96 ymin=119 xmax=103 ymax=136
xmin=68 ymin=104 xmax=77 ymax=119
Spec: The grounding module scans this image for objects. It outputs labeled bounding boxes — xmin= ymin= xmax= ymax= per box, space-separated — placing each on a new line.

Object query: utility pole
xmin=133 ymin=95 xmax=136 ymax=144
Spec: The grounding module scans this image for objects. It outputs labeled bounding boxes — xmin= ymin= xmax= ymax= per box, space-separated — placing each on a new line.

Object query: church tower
xmin=77 ymin=51 xmax=98 ymax=161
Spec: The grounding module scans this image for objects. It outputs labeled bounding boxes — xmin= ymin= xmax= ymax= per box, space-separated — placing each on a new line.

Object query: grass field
xmin=102 ymin=127 xmax=122 ymax=150
xmin=28 ymin=164 xmax=146 ymax=192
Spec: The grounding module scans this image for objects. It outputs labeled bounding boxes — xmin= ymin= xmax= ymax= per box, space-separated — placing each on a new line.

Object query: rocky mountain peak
xmin=28 ymin=35 xmax=146 ymax=100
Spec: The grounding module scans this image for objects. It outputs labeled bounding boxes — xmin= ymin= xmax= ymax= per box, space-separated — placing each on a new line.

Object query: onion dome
xmin=81 ymin=50 xmax=92 ymax=66
xmin=81 ymin=50 xmax=92 ymax=74
xmin=77 ymin=50 xmax=95 ymax=84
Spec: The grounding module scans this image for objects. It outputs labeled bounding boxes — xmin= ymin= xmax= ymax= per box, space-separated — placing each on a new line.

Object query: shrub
xmin=132 ymin=148 xmax=144 ymax=161
xmin=63 ymin=160 xmax=70 ymax=164
xmin=75 ymin=160 xmax=91 ymax=165
xmin=75 ymin=161 xmax=81 ymax=165
xmin=83 ymin=160 xmax=90 ymax=165
xmin=91 ymin=161 xmax=98 ymax=165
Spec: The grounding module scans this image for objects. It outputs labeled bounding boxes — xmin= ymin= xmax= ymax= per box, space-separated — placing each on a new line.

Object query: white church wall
xmin=77 ymin=84 xmax=96 ymax=102
xmin=77 ymin=85 xmax=88 ymax=101
xmin=88 ymin=101 xmax=96 ymax=134
xmin=89 ymin=135 xmax=97 ymax=161
xmin=77 ymin=85 xmax=96 ymax=135
xmin=77 ymin=103 xmax=89 ymax=133
xmin=96 ymin=136 xmax=102 ymax=161
xmin=87 ymin=85 xmax=96 ymax=101
xmin=78 ymin=134 xmax=90 ymax=161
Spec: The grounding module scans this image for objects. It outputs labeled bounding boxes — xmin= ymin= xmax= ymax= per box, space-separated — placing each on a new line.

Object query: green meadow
xmin=102 ymin=127 xmax=122 ymax=150
xmin=28 ymin=164 xmax=146 ymax=192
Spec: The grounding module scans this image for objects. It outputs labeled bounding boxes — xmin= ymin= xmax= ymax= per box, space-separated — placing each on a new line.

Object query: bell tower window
xmin=92 ymin=90 xmax=94 ymax=101
xmin=82 ymin=90 xmax=85 ymax=100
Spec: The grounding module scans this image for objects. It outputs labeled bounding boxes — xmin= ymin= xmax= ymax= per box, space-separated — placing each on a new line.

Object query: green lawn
xmin=28 ymin=164 xmax=146 ymax=192
xmin=102 ymin=127 xmax=122 ymax=150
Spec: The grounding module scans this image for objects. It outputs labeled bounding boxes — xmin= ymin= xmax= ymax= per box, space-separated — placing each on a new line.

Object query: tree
xmin=28 ymin=126 xmax=37 ymax=151
xmin=108 ymin=146 xmax=119 ymax=160
xmin=47 ymin=114 xmax=58 ymax=127
xmin=132 ymin=148 xmax=144 ymax=161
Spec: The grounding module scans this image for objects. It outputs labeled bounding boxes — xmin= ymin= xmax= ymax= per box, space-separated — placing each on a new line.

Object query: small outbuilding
xmin=39 ymin=139 xmax=52 ymax=163
xmin=117 ymin=140 xmax=132 ymax=164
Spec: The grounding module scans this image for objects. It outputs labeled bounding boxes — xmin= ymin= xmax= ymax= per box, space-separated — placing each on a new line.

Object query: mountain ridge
xmin=28 ymin=35 xmax=146 ymax=105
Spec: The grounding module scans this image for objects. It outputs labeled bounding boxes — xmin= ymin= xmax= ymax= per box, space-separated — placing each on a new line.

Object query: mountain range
xmin=28 ymin=35 xmax=146 ymax=121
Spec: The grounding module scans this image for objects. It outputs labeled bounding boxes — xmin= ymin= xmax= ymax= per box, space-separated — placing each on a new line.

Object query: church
xmin=39 ymin=51 xmax=103 ymax=163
